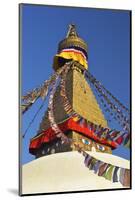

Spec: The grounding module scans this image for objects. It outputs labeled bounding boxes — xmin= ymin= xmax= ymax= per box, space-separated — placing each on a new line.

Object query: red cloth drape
xmin=29 ymin=117 xmax=118 ymax=155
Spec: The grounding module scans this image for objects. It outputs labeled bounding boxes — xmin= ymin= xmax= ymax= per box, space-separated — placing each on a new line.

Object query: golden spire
xmin=53 ymin=24 xmax=88 ymax=71
xmin=66 ymin=24 xmax=78 ymax=38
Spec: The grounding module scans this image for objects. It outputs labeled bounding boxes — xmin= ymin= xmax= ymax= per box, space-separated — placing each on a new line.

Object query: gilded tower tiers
xmin=35 ymin=25 xmax=111 ymax=158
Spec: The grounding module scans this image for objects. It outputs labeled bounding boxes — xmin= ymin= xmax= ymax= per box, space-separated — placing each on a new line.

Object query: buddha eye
xmin=82 ymin=138 xmax=90 ymax=145
xmin=97 ymin=144 xmax=105 ymax=151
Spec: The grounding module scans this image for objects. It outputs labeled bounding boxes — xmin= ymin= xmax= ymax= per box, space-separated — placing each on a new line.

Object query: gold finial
xmin=66 ymin=24 xmax=78 ymax=38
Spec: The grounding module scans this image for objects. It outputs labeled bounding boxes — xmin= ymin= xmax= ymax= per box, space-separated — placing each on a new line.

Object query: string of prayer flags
xmin=21 ymin=91 xmax=39 ymax=114
xmin=48 ymin=62 xmax=73 ymax=143
xmin=79 ymin=149 xmax=130 ymax=187
xmin=86 ymin=72 xmax=129 ymax=114
xmin=84 ymin=71 xmax=130 ymax=130
xmin=21 ymin=72 xmax=58 ymax=114
xmin=60 ymin=61 xmax=74 ymax=116
xmin=40 ymin=80 xmax=50 ymax=100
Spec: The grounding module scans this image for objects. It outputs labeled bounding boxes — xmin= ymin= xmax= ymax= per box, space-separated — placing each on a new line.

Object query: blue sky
xmin=21 ymin=4 xmax=130 ymax=164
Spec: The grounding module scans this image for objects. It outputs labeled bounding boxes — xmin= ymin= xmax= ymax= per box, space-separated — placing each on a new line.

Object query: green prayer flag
xmin=104 ymin=165 xmax=114 ymax=181
xmin=102 ymin=164 xmax=110 ymax=178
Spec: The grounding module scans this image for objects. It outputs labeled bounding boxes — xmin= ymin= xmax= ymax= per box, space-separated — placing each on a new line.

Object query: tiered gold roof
xmin=58 ymin=24 xmax=88 ymax=54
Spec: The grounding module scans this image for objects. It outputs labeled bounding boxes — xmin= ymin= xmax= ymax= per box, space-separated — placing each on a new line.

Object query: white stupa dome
xmin=22 ymin=151 xmax=130 ymax=195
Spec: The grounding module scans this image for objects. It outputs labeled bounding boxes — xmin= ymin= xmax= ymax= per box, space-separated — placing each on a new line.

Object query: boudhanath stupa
xmin=21 ymin=24 xmax=130 ymax=195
